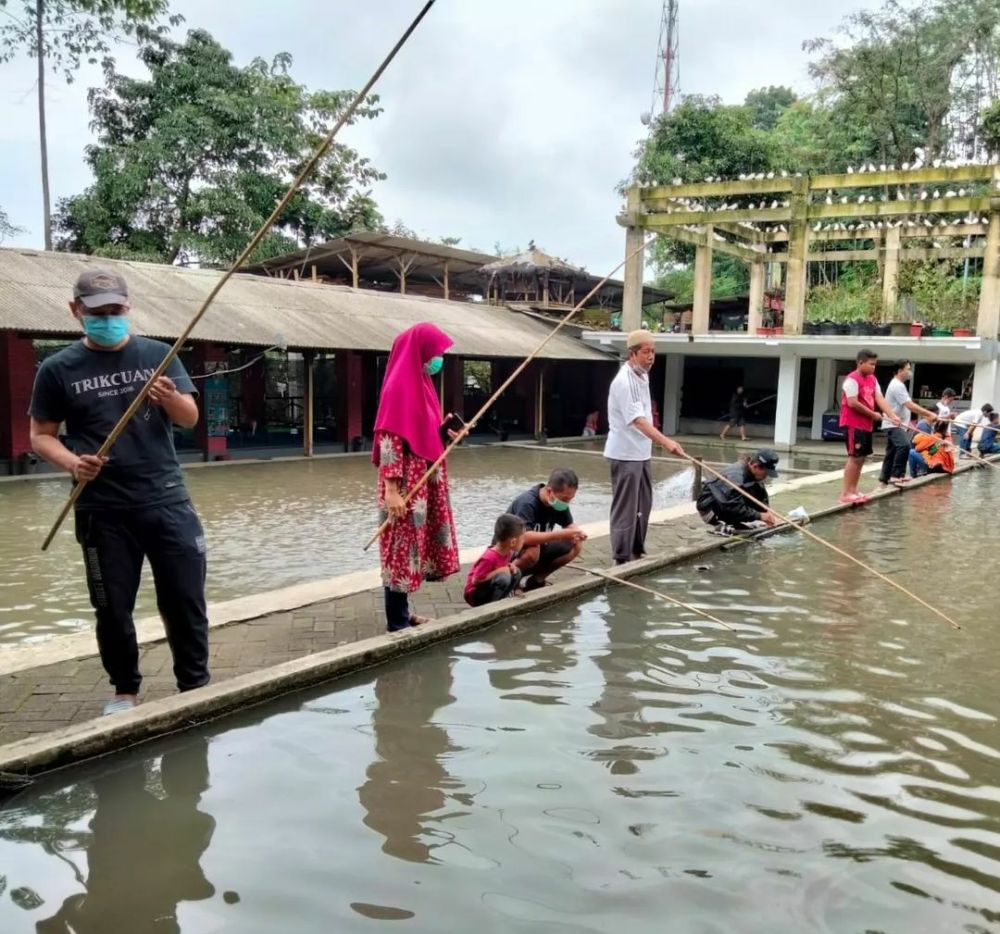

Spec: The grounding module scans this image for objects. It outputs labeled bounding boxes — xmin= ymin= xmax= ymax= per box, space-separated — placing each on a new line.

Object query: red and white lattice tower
xmin=641 ymin=0 xmax=680 ymax=127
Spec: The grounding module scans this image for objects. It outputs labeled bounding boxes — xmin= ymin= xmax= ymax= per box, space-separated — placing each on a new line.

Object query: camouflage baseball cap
xmin=73 ymin=269 xmax=129 ymax=308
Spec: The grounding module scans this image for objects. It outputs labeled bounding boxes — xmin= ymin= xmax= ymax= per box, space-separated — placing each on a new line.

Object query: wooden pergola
xmin=619 ymin=164 xmax=1000 ymax=338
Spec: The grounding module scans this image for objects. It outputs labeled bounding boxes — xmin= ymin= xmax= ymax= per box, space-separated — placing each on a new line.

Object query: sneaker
xmin=102 ymin=696 xmax=138 ymax=716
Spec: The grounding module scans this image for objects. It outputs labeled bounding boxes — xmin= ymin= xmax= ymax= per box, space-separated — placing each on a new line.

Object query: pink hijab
xmin=372 ymin=322 xmax=454 ymax=463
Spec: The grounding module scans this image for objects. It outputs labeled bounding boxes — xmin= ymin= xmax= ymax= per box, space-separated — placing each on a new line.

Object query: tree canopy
xmin=55 ymin=29 xmax=385 ymax=265
xmin=625 ymin=0 xmax=1000 ymax=291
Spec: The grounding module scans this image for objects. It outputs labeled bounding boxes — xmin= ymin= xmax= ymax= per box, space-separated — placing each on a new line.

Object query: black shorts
xmin=844 ymin=427 xmax=873 ymax=458
xmin=729 ymin=415 xmax=745 ymax=428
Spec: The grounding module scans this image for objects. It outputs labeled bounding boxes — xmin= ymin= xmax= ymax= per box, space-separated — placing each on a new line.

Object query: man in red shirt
xmin=838 ymin=349 xmax=900 ymax=504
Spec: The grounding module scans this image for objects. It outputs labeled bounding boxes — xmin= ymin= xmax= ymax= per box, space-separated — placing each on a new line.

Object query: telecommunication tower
xmin=640 ymin=0 xmax=680 ymax=127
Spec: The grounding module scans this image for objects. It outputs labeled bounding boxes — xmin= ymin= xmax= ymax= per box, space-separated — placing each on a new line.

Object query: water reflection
xmin=30 ymin=739 xmax=217 ymax=933
xmin=358 ymin=654 xmax=464 ymax=863
xmin=0 ymin=476 xmax=996 ymax=932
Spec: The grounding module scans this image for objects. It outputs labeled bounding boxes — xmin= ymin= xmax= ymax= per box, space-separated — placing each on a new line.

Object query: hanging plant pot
xmin=756 ymin=327 xmax=775 ymax=337
xmin=888 ymin=321 xmax=912 ymax=337
xmin=873 ymin=324 xmax=891 ymax=336
xmin=931 ymin=327 xmax=951 ymax=337
xmin=803 ymin=321 xmax=820 ymax=335
xmin=819 ymin=321 xmax=839 ymax=336
xmin=952 ymin=327 xmax=974 ymax=337
xmin=835 ymin=323 xmax=850 ymax=335
xmin=772 ymin=326 xmax=784 ymax=335
xmin=909 ymin=322 xmax=924 ymax=337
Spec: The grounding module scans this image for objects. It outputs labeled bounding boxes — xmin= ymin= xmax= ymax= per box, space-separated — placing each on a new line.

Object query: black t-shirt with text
xmin=508 ymin=484 xmax=574 ymax=533
xmin=29 ymin=336 xmax=197 ymax=511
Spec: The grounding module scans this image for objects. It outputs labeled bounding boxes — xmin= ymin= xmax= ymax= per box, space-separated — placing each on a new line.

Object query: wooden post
xmin=443 ymin=261 xmax=450 ymax=301
xmin=783 ymin=176 xmax=810 ymax=335
xmin=535 ymin=365 xmax=545 ymax=438
xmin=311 ymin=264 xmax=318 ymax=282
xmin=303 ymin=351 xmax=315 ymax=457
xmin=622 ymin=186 xmax=645 ymax=332
xmin=881 ymin=225 xmax=901 ymax=318
xmin=748 ymin=259 xmax=765 ymax=333
xmin=394 ymin=254 xmax=416 ymax=295
xmin=336 ymin=246 xmax=361 ymax=288
xmin=692 ymin=225 xmax=713 ymax=335
xmin=977 ymin=172 xmax=1000 ymax=339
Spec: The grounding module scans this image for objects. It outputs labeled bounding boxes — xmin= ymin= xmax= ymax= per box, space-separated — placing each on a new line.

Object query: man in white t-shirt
xmin=878 ymin=360 xmax=938 ymax=487
xmin=604 ymin=329 xmax=685 ymax=564
xmin=952 ymin=402 xmax=995 ymax=452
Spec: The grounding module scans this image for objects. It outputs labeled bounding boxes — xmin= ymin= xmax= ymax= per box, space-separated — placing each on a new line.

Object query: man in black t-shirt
xmin=29 ymin=269 xmax=210 ymax=716
xmin=507 ymin=467 xmax=587 ymax=591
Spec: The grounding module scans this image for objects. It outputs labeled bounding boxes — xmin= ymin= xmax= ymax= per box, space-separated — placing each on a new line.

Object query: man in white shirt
xmin=878 ymin=360 xmax=938 ymax=487
xmin=604 ymin=329 xmax=685 ymax=564
xmin=952 ymin=402 xmax=995 ymax=452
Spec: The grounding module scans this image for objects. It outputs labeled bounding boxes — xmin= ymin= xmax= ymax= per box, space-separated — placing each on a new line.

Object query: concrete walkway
xmin=0 ymin=465 xmax=871 ymax=750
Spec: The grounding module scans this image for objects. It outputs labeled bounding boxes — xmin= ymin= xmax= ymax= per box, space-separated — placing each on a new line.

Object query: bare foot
xmin=409 ymin=615 xmax=431 ymax=627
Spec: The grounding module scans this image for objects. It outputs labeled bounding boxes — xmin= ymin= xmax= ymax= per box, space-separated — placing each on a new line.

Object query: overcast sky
xmin=0 ymin=0 xmax=882 ymax=274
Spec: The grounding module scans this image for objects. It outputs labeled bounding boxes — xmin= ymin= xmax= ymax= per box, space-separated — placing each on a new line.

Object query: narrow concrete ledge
xmin=1 ymin=454 xmax=994 ymax=779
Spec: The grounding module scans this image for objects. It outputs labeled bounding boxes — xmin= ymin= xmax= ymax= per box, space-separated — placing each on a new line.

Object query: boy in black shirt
xmin=508 ymin=467 xmax=587 ymax=590
xmin=29 ymin=269 xmax=210 ymax=715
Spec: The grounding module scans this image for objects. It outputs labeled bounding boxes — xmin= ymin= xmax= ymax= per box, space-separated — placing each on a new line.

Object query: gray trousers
xmin=609 ymin=459 xmax=653 ymax=562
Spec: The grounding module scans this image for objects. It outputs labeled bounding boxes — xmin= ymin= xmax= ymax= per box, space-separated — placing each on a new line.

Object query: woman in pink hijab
xmin=373 ymin=323 xmax=461 ymax=631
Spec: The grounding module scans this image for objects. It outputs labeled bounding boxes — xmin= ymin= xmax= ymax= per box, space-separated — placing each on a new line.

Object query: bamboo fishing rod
xmin=716 ymin=392 xmax=776 ymax=421
xmin=682 ymin=453 xmax=962 ymax=630
xmin=362 ymin=235 xmax=655 ymax=551
xmin=569 ymin=564 xmax=739 ymax=632
xmin=40 ymin=0 xmax=437 ymax=552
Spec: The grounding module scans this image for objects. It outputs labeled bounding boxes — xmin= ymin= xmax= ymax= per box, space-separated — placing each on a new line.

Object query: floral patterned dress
xmin=377 ymin=431 xmax=460 ymax=593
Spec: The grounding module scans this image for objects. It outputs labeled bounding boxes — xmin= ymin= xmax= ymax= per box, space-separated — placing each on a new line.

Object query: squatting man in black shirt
xmin=696 ymin=449 xmax=781 ymax=535
xmin=29 ymin=269 xmax=210 ymax=716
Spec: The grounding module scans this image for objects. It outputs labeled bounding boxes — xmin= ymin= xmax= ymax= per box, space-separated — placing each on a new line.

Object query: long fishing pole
xmin=40 ymin=0 xmax=437 ymax=552
xmin=569 ymin=564 xmax=738 ymax=632
xmin=362 ymin=235 xmax=655 ymax=551
xmin=716 ymin=392 xmax=776 ymax=421
xmin=683 ymin=453 xmax=962 ymax=630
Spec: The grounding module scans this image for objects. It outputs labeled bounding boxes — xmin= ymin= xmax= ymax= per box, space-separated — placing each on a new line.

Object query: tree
xmin=55 ymin=29 xmax=385 ymax=265
xmin=804 ymin=0 xmax=1000 ymax=162
xmin=771 ymin=97 xmax=876 ymax=175
xmin=0 ymin=204 xmax=25 ymax=243
xmin=744 ymin=85 xmax=797 ymax=131
xmin=982 ymin=98 xmax=1000 ymax=157
xmin=625 ymin=95 xmax=782 ymax=274
xmin=0 ymin=0 xmax=180 ymax=251
xmin=629 ymin=94 xmax=781 ymax=191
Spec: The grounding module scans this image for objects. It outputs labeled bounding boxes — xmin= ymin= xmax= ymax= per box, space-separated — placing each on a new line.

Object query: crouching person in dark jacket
xmin=697 ymin=449 xmax=781 ymax=534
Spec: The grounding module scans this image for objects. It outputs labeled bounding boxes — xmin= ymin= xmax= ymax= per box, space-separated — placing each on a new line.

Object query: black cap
xmin=73 ymin=269 xmax=129 ymax=308
xmin=751 ymin=448 xmax=779 ymax=477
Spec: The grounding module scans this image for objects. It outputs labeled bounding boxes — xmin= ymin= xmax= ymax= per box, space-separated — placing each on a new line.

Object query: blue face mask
xmin=424 ymin=356 xmax=444 ymax=376
xmin=83 ymin=315 xmax=129 ymax=347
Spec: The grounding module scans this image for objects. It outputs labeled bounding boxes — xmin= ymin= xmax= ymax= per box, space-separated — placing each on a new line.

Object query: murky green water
xmin=0 ymin=447 xmax=693 ymax=645
xmin=1 ymin=473 xmax=997 ymax=932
